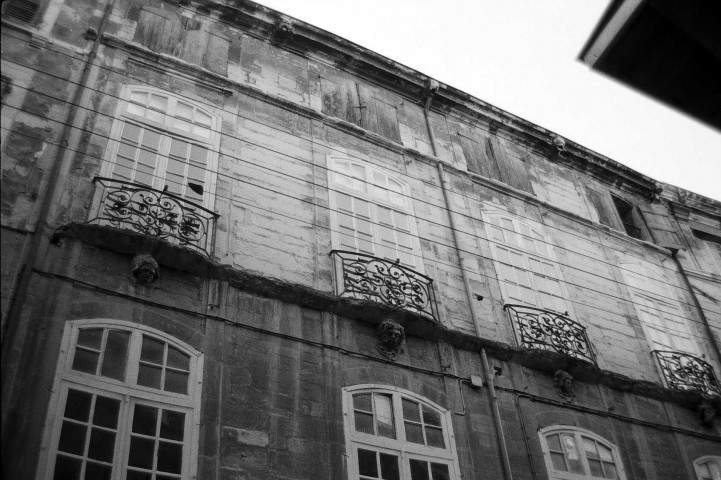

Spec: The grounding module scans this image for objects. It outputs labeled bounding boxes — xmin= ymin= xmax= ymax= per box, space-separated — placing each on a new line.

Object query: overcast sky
xmin=254 ymin=0 xmax=721 ymax=201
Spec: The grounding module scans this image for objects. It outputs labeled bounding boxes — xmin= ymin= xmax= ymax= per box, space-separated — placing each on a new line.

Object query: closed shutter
xmin=1 ymin=0 xmax=39 ymax=23
xmin=489 ymin=136 xmax=534 ymax=194
xmin=204 ymin=31 xmax=230 ymax=75
xmin=320 ymin=77 xmax=362 ymax=126
xmin=458 ymin=131 xmax=502 ymax=180
xmin=586 ymin=188 xmax=619 ymax=228
xmin=637 ymin=202 xmax=686 ymax=250
xmin=134 ymin=7 xmax=183 ymax=54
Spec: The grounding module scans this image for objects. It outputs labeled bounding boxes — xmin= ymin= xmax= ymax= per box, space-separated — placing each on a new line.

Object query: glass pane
xmin=176 ymin=102 xmax=193 ymax=120
xmin=550 ymin=452 xmax=567 ymax=472
xmin=546 ymin=434 xmax=562 ymax=451
xmin=358 ymin=449 xmax=378 ymax=477
xmin=353 ymin=394 xmax=372 ymax=412
xmin=378 ymin=206 xmax=393 ymax=226
xmin=354 ymin=412 xmax=374 ymax=434
xmin=409 ymin=459 xmax=429 ymax=480
xmin=174 ymin=119 xmax=193 ymax=132
xmin=374 ymin=394 xmax=395 ymax=439
xmin=379 ymin=453 xmax=399 ymax=480
xmin=157 ymin=441 xmax=183 ymax=473
xmin=164 ymin=370 xmax=189 ymax=394
xmin=87 ymin=428 xmax=116 ymax=462
xmin=77 ymin=329 xmax=103 ymax=349
xmin=64 ymin=389 xmax=92 ymax=422
xmin=84 ymin=462 xmax=112 ymax=480
xmin=100 ymin=330 xmax=130 ymax=381
xmin=430 ymin=463 xmax=450 ymax=480
xmin=54 ymin=455 xmax=82 ymax=480
xmin=598 ymin=444 xmax=613 ymax=462
xmin=138 ymin=364 xmax=162 ymax=389
xmin=141 ymin=130 xmax=161 ymax=149
xmin=189 ymin=144 xmax=208 ymax=166
xmin=149 ymin=94 xmax=167 ymax=112
xmin=604 ymin=462 xmax=618 ymax=479
xmin=160 ymin=410 xmax=185 ymax=441
xmin=126 ymin=471 xmax=153 ymax=480
xmin=126 ymin=103 xmax=145 ymax=117
xmin=93 ymin=396 xmax=120 ymax=428
xmin=357 ymin=219 xmax=373 ymax=236
xmin=405 ymin=422 xmax=424 ymax=444
xmin=425 ymin=426 xmax=445 ymax=448
xmin=337 ymin=193 xmax=353 ymax=212
xmin=128 ymin=436 xmax=155 ymax=469
xmin=129 ymin=91 xmax=148 ymax=104
xmin=402 ymin=399 xmax=420 ymax=422
xmin=169 ymin=139 xmax=188 ymax=159
xmin=140 ymin=337 xmax=164 ymax=364
xmin=146 ymin=109 xmax=164 ymax=123
xmin=583 ymin=437 xmax=599 ymax=458
xmin=58 ymin=422 xmax=87 ymax=455
xmin=422 ymin=406 xmax=441 ymax=427
xmin=196 ymin=110 xmax=212 ymax=127
xmin=133 ymin=404 xmax=158 ymax=436
xmin=380 ymin=226 xmax=395 ymax=243
xmin=588 ymin=459 xmax=604 ymax=477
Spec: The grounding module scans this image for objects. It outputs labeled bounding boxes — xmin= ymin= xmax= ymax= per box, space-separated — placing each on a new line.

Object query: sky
xmin=254 ymin=0 xmax=721 ymax=201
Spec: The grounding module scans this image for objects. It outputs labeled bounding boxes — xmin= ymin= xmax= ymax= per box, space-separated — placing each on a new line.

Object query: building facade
xmin=1 ymin=1 xmax=720 ymax=479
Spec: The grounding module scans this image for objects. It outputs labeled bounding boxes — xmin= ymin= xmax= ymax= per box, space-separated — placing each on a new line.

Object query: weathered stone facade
xmin=2 ymin=1 xmax=720 ymax=479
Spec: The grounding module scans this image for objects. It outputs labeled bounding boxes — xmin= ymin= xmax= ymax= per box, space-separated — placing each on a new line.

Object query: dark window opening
xmin=612 ymin=196 xmax=643 ymax=239
xmin=1 ymin=0 xmax=40 ymax=23
xmin=692 ymin=229 xmax=721 ymax=245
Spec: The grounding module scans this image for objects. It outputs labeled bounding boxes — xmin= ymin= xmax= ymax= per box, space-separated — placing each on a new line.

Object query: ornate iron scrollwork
xmin=88 ymin=177 xmax=218 ymax=257
xmin=330 ymin=250 xmax=439 ymax=322
xmin=504 ymin=304 xmax=597 ymax=366
xmin=653 ymin=350 xmax=721 ymax=397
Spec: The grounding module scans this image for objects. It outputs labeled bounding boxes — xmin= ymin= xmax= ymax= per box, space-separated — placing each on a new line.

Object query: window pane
xmin=126 ymin=103 xmax=145 ymax=117
xmin=84 ymin=462 xmax=112 ymax=480
xmin=378 ymin=206 xmax=393 ymax=226
xmin=402 ymin=399 xmax=420 ymax=422
xmin=93 ymin=396 xmax=120 ymax=429
xmin=141 ymin=337 xmax=164 ymax=364
xmin=53 ymin=455 xmax=82 ymax=480
xmin=100 ymin=330 xmax=130 ymax=381
xmin=550 ymin=452 xmax=567 ymax=472
xmin=430 ymin=463 xmax=450 ymax=480
xmin=87 ymin=428 xmax=116 ymax=462
xmin=141 ymin=130 xmax=161 ymax=150
xmin=129 ymin=91 xmax=148 ymax=104
xmin=77 ymin=329 xmax=103 ymax=349
xmin=379 ymin=453 xmax=400 ymax=480
xmin=603 ymin=462 xmax=618 ymax=479
xmin=133 ymin=405 xmax=158 ymax=436
xmin=374 ymin=394 xmax=395 ymax=439
xmin=176 ymin=102 xmax=193 ymax=120
xmin=588 ymin=459 xmax=604 ymax=477
xmin=157 ymin=441 xmax=183 ymax=474
xmin=169 ymin=139 xmax=188 ymax=160
xmin=128 ymin=436 xmax=155 ymax=469
xmin=583 ymin=437 xmax=599 ymax=458
xmin=358 ymin=449 xmax=378 ymax=477
xmin=354 ymin=394 xmax=372 ymax=412
xmin=598 ymin=444 xmax=613 ymax=462
xmin=354 ymin=412 xmax=374 ymax=434
xmin=64 ymin=389 xmax=92 ymax=422
xmin=546 ymin=434 xmax=562 ymax=451
xmin=58 ymin=422 xmax=87 ymax=455
xmin=164 ymin=370 xmax=189 ymax=394
xmin=409 ymin=459 xmax=430 ymax=480
xmin=422 ymin=406 xmax=441 ymax=426
xmin=126 ymin=471 xmax=152 ymax=480
xmin=561 ymin=434 xmax=584 ymax=474
xmin=405 ymin=422 xmax=424 ymax=444
xmin=149 ymin=94 xmax=167 ymax=112
xmin=425 ymin=426 xmax=445 ymax=448
xmin=160 ymin=410 xmax=185 ymax=441
xmin=166 ymin=347 xmax=190 ymax=370
xmin=138 ymin=364 xmax=162 ymax=389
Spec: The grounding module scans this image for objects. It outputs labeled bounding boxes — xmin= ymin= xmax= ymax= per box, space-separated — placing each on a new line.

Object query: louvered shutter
xmin=637 ymin=202 xmax=686 ymax=250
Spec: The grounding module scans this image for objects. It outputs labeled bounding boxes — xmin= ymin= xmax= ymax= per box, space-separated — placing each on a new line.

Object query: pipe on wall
xmin=481 ymin=348 xmax=514 ymax=480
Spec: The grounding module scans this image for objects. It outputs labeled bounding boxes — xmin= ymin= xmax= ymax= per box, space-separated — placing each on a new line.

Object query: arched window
xmin=36 ymin=320 xmax=203 ymax=480
xmin=695 ymin=456 xmax=721 ymax=480
xmin=483 ymin=208 xmax=569 ymax=314
xmin=101 ymin=86 xmax=220 ymax=209
xmin=539 ymin=426 xmax=626 ymax=480
xmin=328 ymin=157 xmax=421 ymax=269
xmin=342 ymin=385 xmax=460 ymax=480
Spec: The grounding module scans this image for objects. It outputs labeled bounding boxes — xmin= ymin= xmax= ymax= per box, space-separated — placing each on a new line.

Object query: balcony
xmin=88 ymin=177 xmax=218 ymax=257
xmin=330 ymin=250 xmax=439 ymax=322
xmin=652 ymin=350 xmax=721 ymax=397
xmin=504 ymin=304 xmax=597 ymax=366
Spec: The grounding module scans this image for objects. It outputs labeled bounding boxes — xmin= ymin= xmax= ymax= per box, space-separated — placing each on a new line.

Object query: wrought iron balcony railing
xmin=330 ymin=250 xmax=439 ymax=322
xmin=88 ymin=177 xmax=218 ymax=257
xmin=504 ymin=304 xmax=597 ymax=365
xmin=652 ymin=350 xmax=721 ymax=397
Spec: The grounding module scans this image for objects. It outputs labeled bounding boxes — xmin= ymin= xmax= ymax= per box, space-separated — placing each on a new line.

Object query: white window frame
xmin=99 ymin=85 xmax=221 ymax=211
xmin=327 ymin=155 xmax=423 ymax=271
xmin=342 ymin=384 xmax=461 ymax=480
xmin=694 ymin=456 xmax=721 ymax=480
xmin=482 ymin=206 xmax=573 ymax=316
xmin=539 ymin=426 xmax=627 ymax=480
xmin=35 ymin=319 xmax=204 ymax=480
xmin=618 ymin=260 xmax=698 ymax=356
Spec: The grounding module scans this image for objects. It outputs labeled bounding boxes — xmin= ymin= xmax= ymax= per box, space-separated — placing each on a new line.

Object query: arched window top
xmin=330 ymin=158 xmax=410 ymax=209
xmin=694 ymin=456 xmax=721 ymax=480
xmin=343 ymin=384 xmax=460 ymax=480
xmin=485 ymin=210 xmax=552 ymax=259
xmin=539 ymin=426 xmax=626 ymax=480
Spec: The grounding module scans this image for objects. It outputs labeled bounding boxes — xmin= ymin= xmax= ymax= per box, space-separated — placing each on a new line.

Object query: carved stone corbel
xmin=376 ymin=319 xmax=405 ymax=361
xmin=131 ymin=254 xmax=159 ymax=285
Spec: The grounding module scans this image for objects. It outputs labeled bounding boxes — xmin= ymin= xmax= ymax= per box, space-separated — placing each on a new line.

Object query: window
xmin=695 ymin=457 xmax=721 ymax=480
xmin=328 ymin=157 xmax=421 ymax=269
xmin=36 ymin=320 xmax=203 ymax=480
xmin=343 ymin=385 xmax=460 ymax=480
xmin=1 ymin=0 xmax=40 ymax=23
xmin=101 ymin=86 xmax=220 ymax=209
xmin=611 ymin=196 xmax=643 ymax=240
xmin=484 ymin=209 xmax=569 ymax=314
xmin=539 ymin=427 xmax=626 ymax=480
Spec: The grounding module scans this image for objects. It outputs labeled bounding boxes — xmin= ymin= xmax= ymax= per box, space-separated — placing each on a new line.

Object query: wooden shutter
xmin=1 ymin=0 xmax=39 ymax=23
xmin=320 ymin=77 xmax=361 ymax=126
xmin=356 ymin=85 xmax=401 ymax=143
xmin=134 ymin=7 xmax=183 ymax=54
xmin=489 ymin=136 xmax=533 ymax=194
xmin=637 ymin=202 xmax=686 ymax=250
xmin=458 ymin=131 xmax=502 ymax=180
xmin=586 ymin=188 xmax=619 ymax=228
xmin=204 ymin=31 xmax=230 ymax=75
